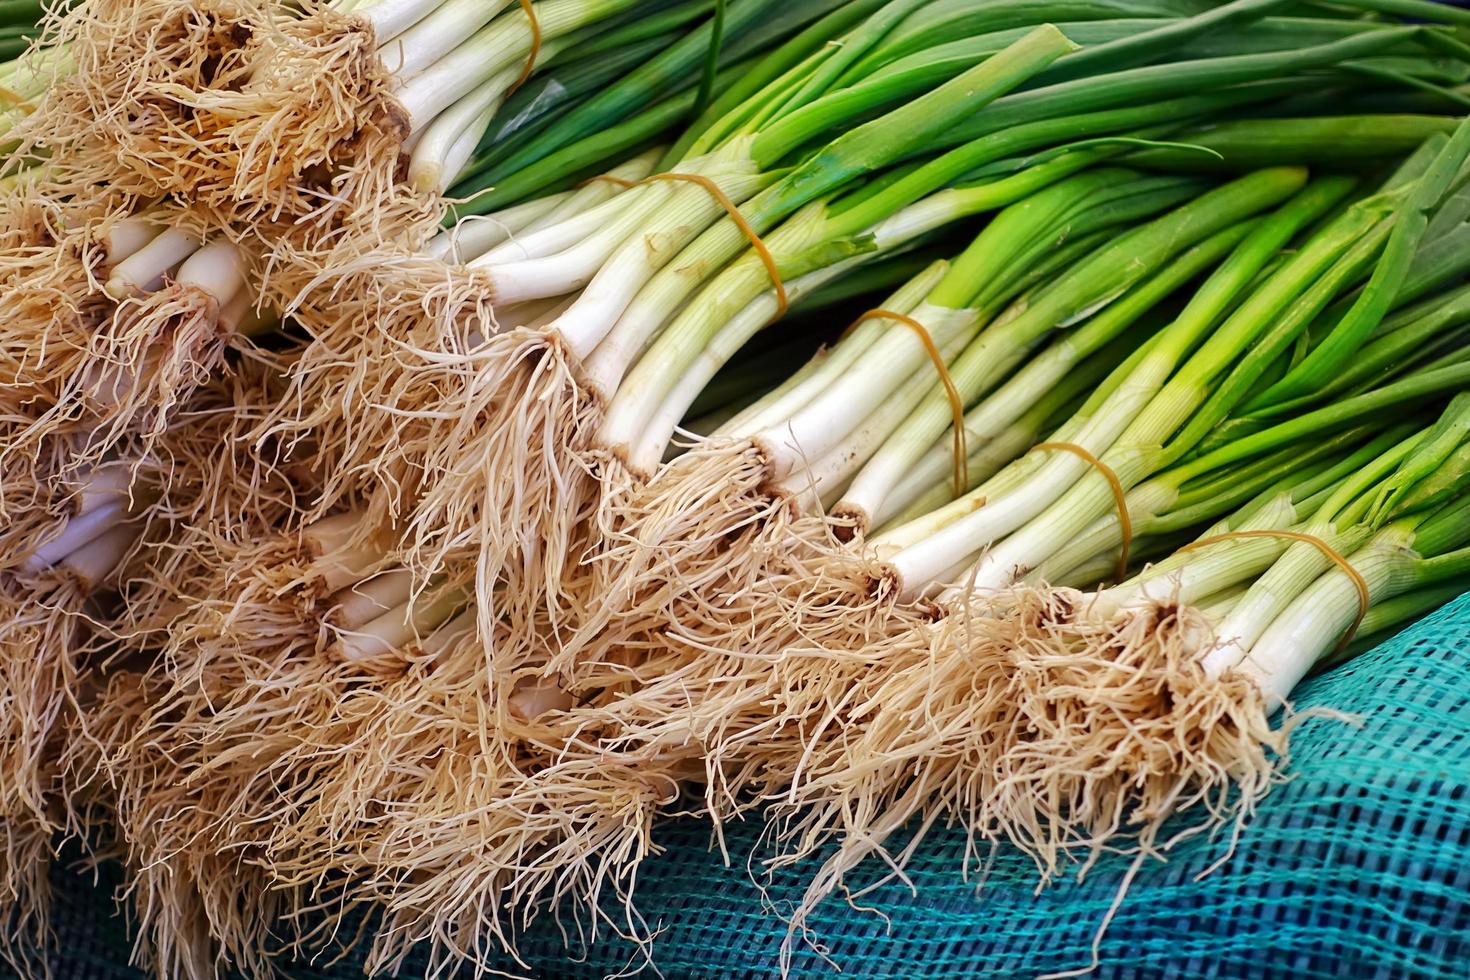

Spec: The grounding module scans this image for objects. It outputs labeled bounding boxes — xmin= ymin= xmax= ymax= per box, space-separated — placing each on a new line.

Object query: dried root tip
xmin=0 ymin=581 xmax=92 ymax=973
xmin=976 ymin=591 xmax=1289 ymax=875
xmin=826 ymin=503 xmax=868 ymax=542
xmin=561 ymin=440 xmax=774 ymax=660
xmin=805 ymin=587 xmax=1292 ymax=882
xmin=403 ymin=330 xmax=603 ymax=628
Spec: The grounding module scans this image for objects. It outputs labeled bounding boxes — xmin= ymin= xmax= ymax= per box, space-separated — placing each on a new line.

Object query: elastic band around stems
xmin=576 ymin=173 xmax=639 ymax=189
xmin=645 ymin=171 xmax=788 ymax=322
xmin=1033 ymin=441 xmax=1132 ymax=581
xmin=0 ymin=85 xmax=33 ymax=111
xmin=506 ymin=0 xmax=543 ymax=97
xmin=570 ymin=171 xmax=788 ymax=322
xmin=1179 ymin=529 xmax=1370 ymax=652
xmin=850 ymin=308 xmax=969 ymax=497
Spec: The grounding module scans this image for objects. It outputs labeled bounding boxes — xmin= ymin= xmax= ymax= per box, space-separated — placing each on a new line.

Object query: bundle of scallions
xmin=5 ymin=0 xmax=1470 ymax=977
xmin=20 ymin=0 xmax=848 ymax=241
xmin=270 ymin=0 xmax=1470 ymax=649
xmin=614 ymin=117 xmax=1470 ymax=957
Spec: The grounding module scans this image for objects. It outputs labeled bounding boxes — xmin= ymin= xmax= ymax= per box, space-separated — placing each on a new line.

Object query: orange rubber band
xmin=849 ymin=309 xmax=968 ymax=498
xmin=1179 ymin=529 xmax=1370 ymax=653
xmin=576 ymin=173 xmax=639 ymax=189
xmin=506 ymin=0 xmax=542 ymax=98
xmin=0 ymin=85 xmax=34 ymax=112
xmin=571 ymin=171 xmax=788 ymax=324
xmin=1034 ymin=441 xmax=1132 ymax=581
xmin=645 ymin=171 xmax=788 ymax=322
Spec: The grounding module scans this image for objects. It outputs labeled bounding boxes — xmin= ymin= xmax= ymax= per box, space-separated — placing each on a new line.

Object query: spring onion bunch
xmin=648 ymin=125 xmax=1470 ymax=958
xmin=301 ymin=0 xmax=1461 ymax=657
xmin=0 ymin=363 xmax=298 ymax=977
xmin=18 ymin=0 xmax=840 ymax=248
xmin=6 ymin=0 xmax=1470 ymax=976
xmin=76 ymin=221 xmax=947 ymax=976
xmin=697 ymin=364 xmax=1469 ymax=971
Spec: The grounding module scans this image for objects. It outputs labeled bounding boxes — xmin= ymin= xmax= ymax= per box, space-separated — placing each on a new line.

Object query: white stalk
xmin=418 ymin=77 xmax=505 ymax=193
xmin=772 ymin=333 xmax=974 ymax=510
xmin=427 ymin=193 xmax=572 ymax=262
xmin=59 ymin=524 xmax=141 ymax=591
xmin=429 ymin=145 xmax=663 ymax=261
xmin=623 ymin=259 xmax=866 ymax=474
xmin=719 ymin=260 xmax=951 ymax=439
xmin=1024 ymin=478 xmax=1183 ymax=587
xmin=507 ymin=676 xmax=575 ymax=721
xmin=418 ymin=607 xmax=476 ymax=659
xmin=219 ymin=290 xmax=267 ymax=338
xmin=872 ymin=408 xmax=1100 ymax=557
xmin=835 ymin=342 xmax=1033 ymax=528
xmin=397 ymin=0 xmax=641 ymax=135
xmin=1193 ymin=582 xmax=1250 ymax=622
xmin=355 ymin=0 xmax=454 ymax=44
xmin=303 ymin=512 xmax=361 ymax=555
xmin=875 ymin=400 xmax=1058 ymax=533
xmin=76 ymin=465 xmax=132 ymax=515
xmin=105 ymin=229 xmax=202 ymax=299
xmin=1202 ymin=521 xmax=1376 ymax=677
xmin=597 ymin=177 xmax=1041 ymax=449
xmin=1089 ymin=494 xmax=1306 ymax=618
xmin=302 ymin=513 xmax=393 ymax=593
xmin=21 ymin=500 xmax=124 ymax=573
xmin=582 ymin=201 xmax=831 ymax=407
xmin=472 ymin=185 xmax=651 ymax=264
xmin=546 ymin=142 xmax=768 ymax=359
xmin=175 ymin=240 xmax=247 ymax=303
xmin=524 ymin=294 xmax=578 ymax=330
xmin=328 ymin=568 xmax=416 ymax=630
xmin=756 ymin=303 xmax=980 ymax=485
xmin=102 ymin=218 xmax=162 ymax=266
xmin=332 ymin=586 xmax=467 ymax=663
xmin=713 ymin=348 xmax=833 ymax=441
xmin=1241 ymin=530 xmax=1418 ymax=706
xmin=885 ymin=386 xmax=1170 ymax=600
xmin=470 ymin=185 xmax=677 ymax=301
xmin=382 ymin=0 xmax=509 ymax=80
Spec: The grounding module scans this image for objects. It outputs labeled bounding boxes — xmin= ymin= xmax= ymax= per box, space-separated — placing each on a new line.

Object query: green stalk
xmin=1126 ymin=115 xmax=1462 ymax=172
xmin=1249 ymin=114 xmax=1470 ymax=407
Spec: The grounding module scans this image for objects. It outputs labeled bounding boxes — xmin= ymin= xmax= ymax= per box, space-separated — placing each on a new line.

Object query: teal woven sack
xmin=46 ymin=593 xmax=1470 ymax=978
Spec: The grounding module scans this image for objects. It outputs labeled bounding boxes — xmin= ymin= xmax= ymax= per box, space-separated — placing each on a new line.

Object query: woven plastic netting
xmin=47 ymin=593 xmax=1470 ymax=978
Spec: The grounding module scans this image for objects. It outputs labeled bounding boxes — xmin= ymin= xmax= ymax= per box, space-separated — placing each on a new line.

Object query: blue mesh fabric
xmin=45 ymin=593 xmax=1470 ymax=979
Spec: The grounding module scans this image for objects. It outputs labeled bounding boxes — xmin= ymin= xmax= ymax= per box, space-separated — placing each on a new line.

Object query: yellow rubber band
xmin=1180 ymin=529 xmax=1370 ymax=653
xmin=850 ymin=308 xmax=968 ymax=498
xmin=1034 ymin=441 xmax=1132 ymax=582
xmin=506 ymin=0 xmax=542 ymax=97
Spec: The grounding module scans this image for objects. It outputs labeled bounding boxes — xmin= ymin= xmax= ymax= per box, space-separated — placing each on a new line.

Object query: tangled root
xmin=0 ymin=579 xmax=92 ymax=974
xmin=0 ymin=188 xmax=116 ymax=421
xmin=561 ymin=441 xmax=780 ymax=664
xmin=21 ymin=0 xmax=261 ymax=196
xmin=64 ymin=284 xmax=237 ymax=453
xmin=758 ymin=585 xmax=1293 ymax=960
xmin=95 ymin=524 xmax=687 ymax=977
xmin=253 ymin=253 xmax=496 ymax=523
xmin=399 ymin=329 xmax=604 ymax=639
xmin=91 ymin=521 xmax=374 ymax=978
xmin=977 ymin=589 xmax=1288 ymax=872
xmin=25 ymin=0 xmax=439 ymax=266
xmin=84 ymin=664 xmax=304 ymax=980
